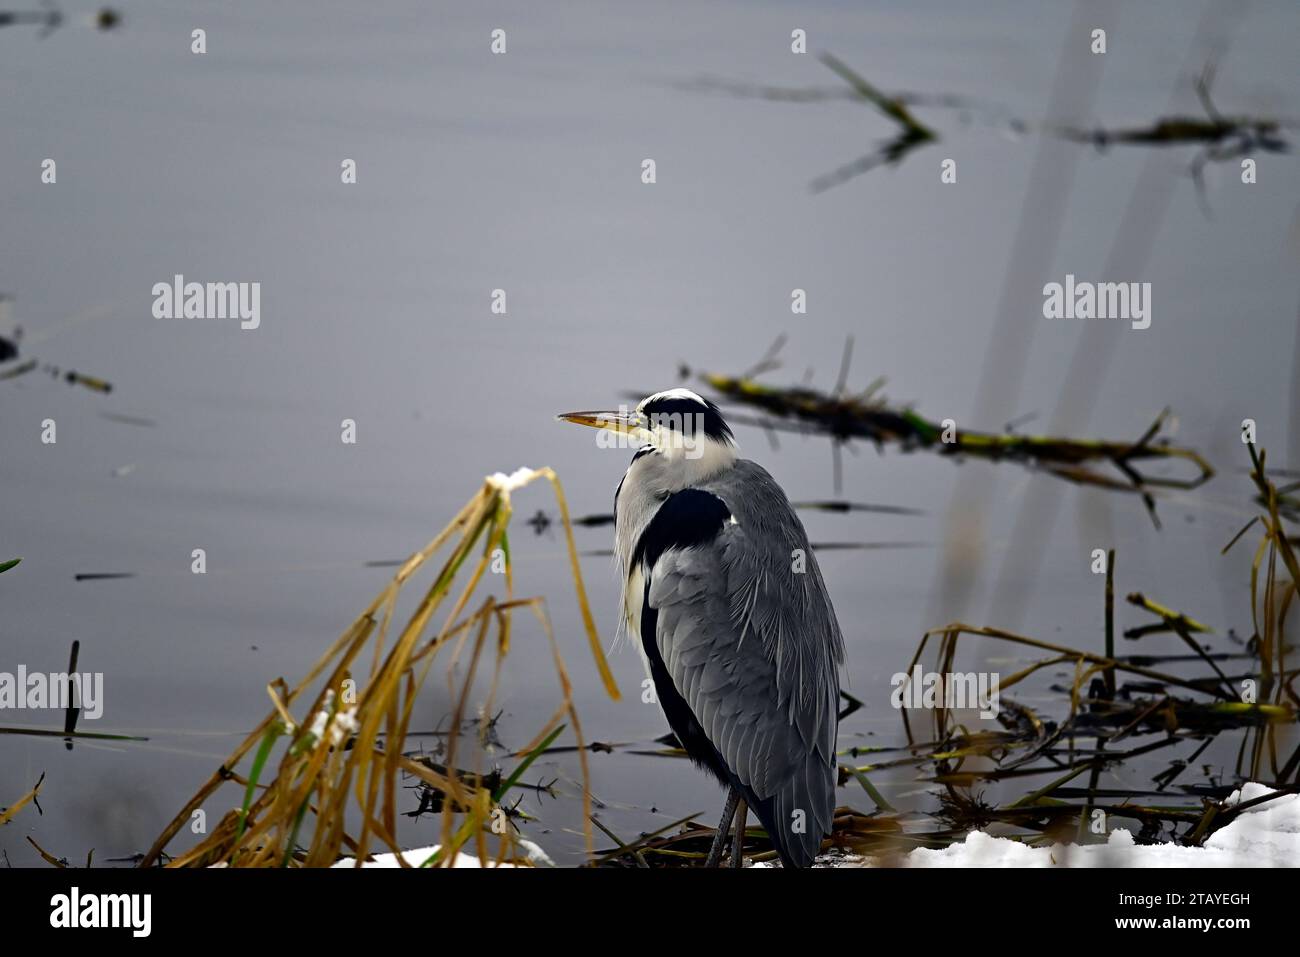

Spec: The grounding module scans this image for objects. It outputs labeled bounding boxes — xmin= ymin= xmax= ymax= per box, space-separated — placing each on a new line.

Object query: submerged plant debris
xmin=1054 ymin=63 xmax=1293 ymax=212
xmin=0 ymin=5 xmax=118 ymax=37
xmin=0 ymin=297 xmax=115 ymax=394
xmin=680 ymin=53 xmax=956 ymax=190
xmin=807 ymin=53 xmax=937 ymax=192
xmin=691 ymin=52 xmax=1290 ymax=206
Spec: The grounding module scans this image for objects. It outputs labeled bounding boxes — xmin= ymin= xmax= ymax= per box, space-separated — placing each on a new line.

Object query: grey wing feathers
xmin=646 ymin=460 xmax=844 ymax=866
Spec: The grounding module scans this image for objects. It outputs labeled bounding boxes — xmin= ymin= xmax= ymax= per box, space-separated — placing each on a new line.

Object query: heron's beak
xmin=556 ymin=409 xmax=652 ymax=442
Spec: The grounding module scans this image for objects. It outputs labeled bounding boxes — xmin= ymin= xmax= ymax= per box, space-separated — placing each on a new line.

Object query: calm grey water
xmin=2 ymin=0 xmax=1298 ymax=865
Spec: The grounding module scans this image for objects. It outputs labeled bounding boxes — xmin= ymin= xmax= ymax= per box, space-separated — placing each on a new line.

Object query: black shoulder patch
xmin=631 ymin=488 xmax=731 ymax=571
xmin=636 ymin=487 xmax=736 ymax=789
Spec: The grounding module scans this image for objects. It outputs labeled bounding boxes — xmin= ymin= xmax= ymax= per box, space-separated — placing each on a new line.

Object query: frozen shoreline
xmin=867 ymin=783 xmax=1299 ymax=868
xmin=333 ymin=784 xmax=1298 ymax=868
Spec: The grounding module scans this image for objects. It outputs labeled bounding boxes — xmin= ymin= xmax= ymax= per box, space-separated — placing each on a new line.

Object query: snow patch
xmin=895 ymin=783 xmax=1299 ymax=868
xmin=331 ymin=838 xmax=553 ymax=869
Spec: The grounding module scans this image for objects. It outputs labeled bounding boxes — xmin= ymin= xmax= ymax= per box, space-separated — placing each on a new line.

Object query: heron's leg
xmin=702 ymin=787 xmax=740 ymax=868
xmin=730 ymin=800 xmax=748 ymax=868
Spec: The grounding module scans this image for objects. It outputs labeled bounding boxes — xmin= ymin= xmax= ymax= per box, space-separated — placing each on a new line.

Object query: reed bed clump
xmin=873 ymin=441 xmax=1297 ymax=852
xmin=140 ymin=467 xmax=619 ymax=868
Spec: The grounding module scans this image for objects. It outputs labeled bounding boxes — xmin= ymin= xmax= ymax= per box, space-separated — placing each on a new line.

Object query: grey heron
xmin=558 ymin=388 xmax=845 ymax=867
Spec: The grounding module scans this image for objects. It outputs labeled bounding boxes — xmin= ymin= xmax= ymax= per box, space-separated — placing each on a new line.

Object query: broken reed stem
xmin=1104 ymin=549 xmax=1116 ymax=699
xmin=0 ymin=773 xmax=45 ymax=827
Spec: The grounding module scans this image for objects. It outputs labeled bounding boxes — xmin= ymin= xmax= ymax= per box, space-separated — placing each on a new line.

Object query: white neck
xmin=646 ymin=434 xmax=737 ymax=490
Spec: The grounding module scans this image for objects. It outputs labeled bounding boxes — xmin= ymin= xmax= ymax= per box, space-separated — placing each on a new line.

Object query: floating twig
xmin=691 ymin=340 xmax=1213 ymax=522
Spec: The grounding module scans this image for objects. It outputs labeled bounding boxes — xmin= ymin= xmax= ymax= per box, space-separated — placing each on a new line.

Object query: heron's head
xmin=557 ymin=388 xmax=737 ymax=473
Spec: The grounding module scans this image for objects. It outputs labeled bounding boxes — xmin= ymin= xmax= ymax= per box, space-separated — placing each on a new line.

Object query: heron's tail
xmin=746 ymin=743 xmax=836 ymax=868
